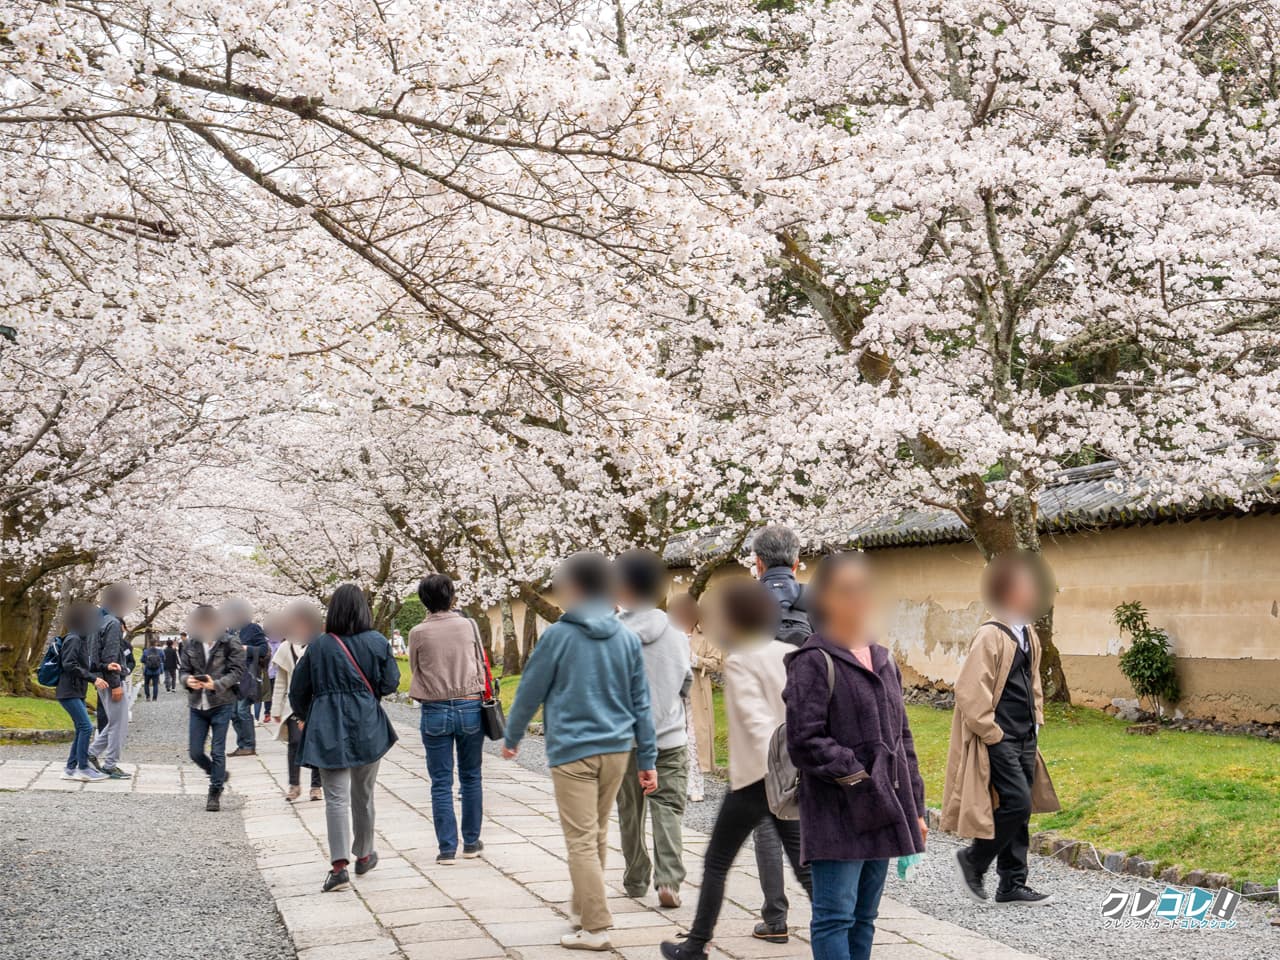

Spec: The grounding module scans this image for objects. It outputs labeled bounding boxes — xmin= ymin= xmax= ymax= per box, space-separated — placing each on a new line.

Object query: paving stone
xmin=394 ymin=918 xmax=488 ymax=944
xmin=400 ymin=938 xmax=506 ymax=960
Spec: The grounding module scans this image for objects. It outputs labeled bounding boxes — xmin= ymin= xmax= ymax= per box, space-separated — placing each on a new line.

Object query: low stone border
xmin=0 ymin=727 xmax=74 ymax=743
xmin=921 ymin=808 xmax=1279 ymax=902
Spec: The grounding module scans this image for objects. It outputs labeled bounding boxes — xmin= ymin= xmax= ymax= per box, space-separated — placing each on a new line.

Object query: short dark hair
xmin=418 ymin=574 xmax=455 ymax=613
xmin=719 ymin=580 xmax=778 ymax=635
xmin=326 ymin=583 xmax=373 ymax=637
xmin=614 ymin=549 xmax=666 ymax=604
xmin=557 ymin=551 xmax=613 ymax=599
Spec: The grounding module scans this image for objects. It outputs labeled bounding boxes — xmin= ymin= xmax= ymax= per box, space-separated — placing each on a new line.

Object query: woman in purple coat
xmin=784 ymin=553 xmax=927 ymax=960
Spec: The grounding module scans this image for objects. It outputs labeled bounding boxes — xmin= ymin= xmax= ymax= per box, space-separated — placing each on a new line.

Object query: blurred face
xmin=110 ymin=585 xmax=139 ymax=617
xmin=1000 ymin=566 xmax=1039 ymax=621
xmin=284 ymin=611 xmax=315 ymax=644
xmin=189 ymin=612 xmax=219 ymax=642
xmin=817 ymin=561 xmax=874 ymax=645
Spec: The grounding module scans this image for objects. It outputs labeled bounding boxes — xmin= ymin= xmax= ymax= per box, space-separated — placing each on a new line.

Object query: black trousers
xmin=968 ymin=733 xmax=1036 ymax=891
xmin=285 ymin=716 xmax=321 ymax=789
xmin=688 ymin=779 xmax=811 ymax=949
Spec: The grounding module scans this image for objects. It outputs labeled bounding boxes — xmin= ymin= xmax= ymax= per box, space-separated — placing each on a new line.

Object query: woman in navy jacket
xmin=289 ymin=583 xmax=400 ymax=892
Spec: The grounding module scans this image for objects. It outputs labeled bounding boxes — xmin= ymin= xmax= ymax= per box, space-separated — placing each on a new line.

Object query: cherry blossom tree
xmin=683 ymin=0 xmax=1280 ymax=698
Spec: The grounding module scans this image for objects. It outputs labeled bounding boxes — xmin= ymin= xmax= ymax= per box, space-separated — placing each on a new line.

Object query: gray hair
xmin=751 ymin=524 xmax=800 ymax=569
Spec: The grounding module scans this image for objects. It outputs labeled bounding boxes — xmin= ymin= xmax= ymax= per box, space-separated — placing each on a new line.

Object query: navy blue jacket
xmin=289 ymin=631 xmax=400 ymax=769
xmin=238 ymin=622 xmax=271 ymax=701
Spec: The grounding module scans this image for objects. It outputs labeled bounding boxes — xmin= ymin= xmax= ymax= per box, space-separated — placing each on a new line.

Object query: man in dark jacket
xmin=87 ymin=582 xmax=138 ymax=779
xmin=180 ymin=605 xmax=246 ymax=812
xmin=162 ymin=639 xmax=179 ymax=692
xmin=224 ymin=598 xmax=269 ymax=757
xmin=747 ymin=524 xmax=811 ymax=942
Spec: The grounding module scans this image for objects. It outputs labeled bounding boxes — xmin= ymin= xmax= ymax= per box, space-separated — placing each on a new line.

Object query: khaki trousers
xmin=550 ymin=751 xmax=630 ymax=932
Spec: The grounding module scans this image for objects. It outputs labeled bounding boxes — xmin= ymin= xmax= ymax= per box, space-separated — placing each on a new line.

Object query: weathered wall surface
xmin=671 ymin=513 xmax=1280 ymax=723
xmin=493 ymin=513 xmax=1280 ymax=722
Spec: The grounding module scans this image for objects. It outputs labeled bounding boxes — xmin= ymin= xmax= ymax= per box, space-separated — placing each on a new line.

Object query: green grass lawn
xmin=498 ymin=674 xmax=1278 ymax=883
xmin=0 ymin=694 xmax=77 ymax=730
xmin=907 ymin=701 xmax=1279 ymax=884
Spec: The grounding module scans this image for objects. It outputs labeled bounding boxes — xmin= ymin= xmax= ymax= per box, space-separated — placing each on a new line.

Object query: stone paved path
xmin=0 ymin=723 xmax=1042 ymax=960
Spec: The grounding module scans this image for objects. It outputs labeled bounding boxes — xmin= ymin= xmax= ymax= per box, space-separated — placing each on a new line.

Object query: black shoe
xmin=953 ymin=848 xmax=987 ymax=903
xmin=206 ymin=789 xmax=222 ymax=812
xmin=87 ymin=755 xmax=102 ymax=772
xmin=354 ymin=851 xmax=379 ymax=876
xmin=102 ymin=766 xmax=132 ymax=780
xmin=661 ymin=940 xmax=707 ymax=960
xmin=323 ymin=868 xmax=350 ymax=892
xmin=437 ymin=851 xmax=457 ymax=865
xmin=463 ymin=841 xmax=484 ymax=859
xmin=995 ymin=884 xmax=1053 ymax=906
xmin=752 ymin=922 xmax=789 ymax=944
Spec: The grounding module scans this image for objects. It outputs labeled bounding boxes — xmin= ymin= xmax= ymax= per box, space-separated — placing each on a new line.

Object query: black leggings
xmin=286 ymin=717 xmax=321 ymax=788
xmin=687 ymin=779 xmax=812 ymax=949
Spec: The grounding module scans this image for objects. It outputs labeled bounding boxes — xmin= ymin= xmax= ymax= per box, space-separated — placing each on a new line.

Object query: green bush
xmin=1113 ymin=601 xmax=1180 ymax=715
xmin=394 ymin=596 xmax=425 ymax=637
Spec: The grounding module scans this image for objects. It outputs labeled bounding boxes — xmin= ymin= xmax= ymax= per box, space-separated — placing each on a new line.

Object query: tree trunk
xmin=499 ymin=600 xmax=520 ymax=674
xmin=520 ymin=605 xmax=540 ymax=673
xmin=964 ymin=490 xmax=1071 ymax=704
xmin=464 ymin=601 xmax=495 ymax=664
xmin=0 ymin=583 xmax=56 ymax=696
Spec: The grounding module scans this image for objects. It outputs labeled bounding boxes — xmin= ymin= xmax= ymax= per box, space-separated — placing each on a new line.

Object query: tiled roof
xmin=663 ymin=459 xmax=1279 ymax=565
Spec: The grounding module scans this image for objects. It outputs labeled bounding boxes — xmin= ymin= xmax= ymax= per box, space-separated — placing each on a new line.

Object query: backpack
xmin=765 ymin=649 xmax=834 ymax=820
xmin=37 ymin=636 xmax=64 ymax=687
xmin=142 ymin=647 xmax=163 ymax=674
xmin=774 ymin=585 xmax=813 ymax=646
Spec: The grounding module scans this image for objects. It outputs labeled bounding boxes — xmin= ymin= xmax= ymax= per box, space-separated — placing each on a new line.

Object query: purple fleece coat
xmin=783 ymin=635 xmax=927 ymax=865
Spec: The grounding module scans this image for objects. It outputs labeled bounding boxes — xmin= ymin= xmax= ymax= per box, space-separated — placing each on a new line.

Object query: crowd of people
xmin=46 ymin=523 xmax=1060 ymax=960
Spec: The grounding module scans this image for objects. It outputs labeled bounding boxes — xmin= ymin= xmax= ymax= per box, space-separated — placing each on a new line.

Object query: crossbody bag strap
xmin=330 ymin=632 xmax=375 ymax=696
xmin=468 ymin=619 xmax=494 ymax=700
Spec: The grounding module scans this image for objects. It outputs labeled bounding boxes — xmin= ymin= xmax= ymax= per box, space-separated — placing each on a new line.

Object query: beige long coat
xmin=941 ymin=620 xmax=1060 ymax=839
xmin=688 ymin=626 xmax=720 ymax=773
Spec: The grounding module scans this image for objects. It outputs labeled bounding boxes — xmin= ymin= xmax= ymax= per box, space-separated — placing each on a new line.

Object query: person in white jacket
xmin=270 ymin=601 xmax=324 ymax=802
xmin=661 ymin=579 xmax=812 ymax=960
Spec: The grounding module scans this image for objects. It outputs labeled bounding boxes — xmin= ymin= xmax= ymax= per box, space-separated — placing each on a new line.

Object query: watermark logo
xmin=1100 ymin=886 xmax=1240 ymax=929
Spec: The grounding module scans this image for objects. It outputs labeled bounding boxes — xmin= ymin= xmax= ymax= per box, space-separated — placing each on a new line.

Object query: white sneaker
xmin=60 ymin=767 xmax=78 ymax=781
xmin=560 ymin=930 xmax=611 ymax=951
xmin=78 ymin=767 xmax=110 ymax=782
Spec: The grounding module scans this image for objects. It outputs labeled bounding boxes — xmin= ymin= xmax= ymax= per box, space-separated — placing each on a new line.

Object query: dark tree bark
xmin=499 ymin=600 xmax=521 ymax=674
xmin=520 ymin=604 xmax=540 ymax=673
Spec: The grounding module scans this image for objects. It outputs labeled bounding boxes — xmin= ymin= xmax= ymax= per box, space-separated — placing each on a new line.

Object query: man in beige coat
xmin=943 ymin=553 xmax=1060 ymax=906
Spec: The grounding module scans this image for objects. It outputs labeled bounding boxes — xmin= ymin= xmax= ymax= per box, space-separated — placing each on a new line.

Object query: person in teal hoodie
xmin=504 ymin=551 xmax=658 ymax=952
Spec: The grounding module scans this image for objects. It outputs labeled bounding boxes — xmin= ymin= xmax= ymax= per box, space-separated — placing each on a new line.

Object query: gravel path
xmin=454 ymin=709 xmax=1278 ymax=960
xmin=0 ymin=689 xmax=294 ymax=960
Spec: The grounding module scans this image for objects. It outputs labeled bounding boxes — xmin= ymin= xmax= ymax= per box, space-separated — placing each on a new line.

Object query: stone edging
xmin=0 ymin=727 xmax=74 ymax=743
xmin=921 ymin=807 xmax=1279 ymax=902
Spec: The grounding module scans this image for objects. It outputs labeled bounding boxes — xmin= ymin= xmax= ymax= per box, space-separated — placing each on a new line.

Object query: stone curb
xmin=921 ymin=807 xmax=1279 ymax=902
xmin=0 ymin=727 xmax=74 ymax=743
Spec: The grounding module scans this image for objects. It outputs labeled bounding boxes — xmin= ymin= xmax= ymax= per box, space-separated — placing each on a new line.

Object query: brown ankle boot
xmin=286 ymin=785 xmax=301 ymax=801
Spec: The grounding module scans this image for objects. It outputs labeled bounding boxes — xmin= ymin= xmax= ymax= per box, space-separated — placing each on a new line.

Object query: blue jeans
xmin=189 ymin=703 xmax=234 ymax=790
xmin=232 ymin=697 xmax=256 ymax=750
xmin=809 ymin=858 xmax=889 ymax=960
xmin=420 ymin=699 xmax=484 ymax=855
xmin=58 ymin=697 xmax=94 ymax=771
xmin=143 ymin=673 xmax=160 ymax=700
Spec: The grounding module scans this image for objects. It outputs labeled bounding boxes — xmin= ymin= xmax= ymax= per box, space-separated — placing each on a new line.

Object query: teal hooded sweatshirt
xmin=505 ymin=601 xmax=658 ymax=769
